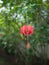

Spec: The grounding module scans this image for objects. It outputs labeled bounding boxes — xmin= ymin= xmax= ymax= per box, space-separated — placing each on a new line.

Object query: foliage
xmin=0 ymin=0 xmax=49 ymax=65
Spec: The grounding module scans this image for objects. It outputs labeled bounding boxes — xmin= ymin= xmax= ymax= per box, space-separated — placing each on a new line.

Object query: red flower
xmin=20 ymin=25 xmax=34 ymax=36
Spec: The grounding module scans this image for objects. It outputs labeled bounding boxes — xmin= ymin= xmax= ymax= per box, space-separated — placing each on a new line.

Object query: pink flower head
xmin=20 ymin=25 xmax=34 ymax=36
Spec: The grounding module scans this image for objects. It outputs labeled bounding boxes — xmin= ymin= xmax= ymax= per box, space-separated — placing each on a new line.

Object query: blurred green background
xmin=0 ymin=0 xmax=49 ymax=65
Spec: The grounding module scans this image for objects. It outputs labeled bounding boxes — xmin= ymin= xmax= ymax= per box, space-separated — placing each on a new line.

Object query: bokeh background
xmin=0 ymin=0 xmax=49 ymax=65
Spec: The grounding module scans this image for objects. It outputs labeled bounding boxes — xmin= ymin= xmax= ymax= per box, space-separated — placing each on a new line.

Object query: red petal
xmin=20 ymin=25 xmax=34 ymax=35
